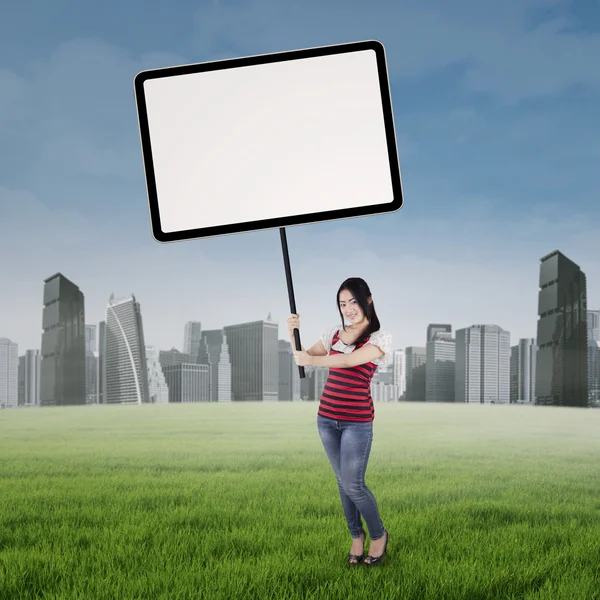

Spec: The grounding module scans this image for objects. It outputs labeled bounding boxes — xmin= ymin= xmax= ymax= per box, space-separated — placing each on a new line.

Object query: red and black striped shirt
xmin=317 ymin=329 xmax=378 ymax=422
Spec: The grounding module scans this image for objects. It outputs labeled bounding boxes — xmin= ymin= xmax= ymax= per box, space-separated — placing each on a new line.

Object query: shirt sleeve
xmin=319 ymin=326 xmax=339 ymax=353
xmin=367 ymin=330 xmax=392 ymax=366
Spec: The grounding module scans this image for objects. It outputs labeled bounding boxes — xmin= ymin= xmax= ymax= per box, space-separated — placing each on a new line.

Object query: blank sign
xmin=134 ymin=40 xmax=403 ymax=242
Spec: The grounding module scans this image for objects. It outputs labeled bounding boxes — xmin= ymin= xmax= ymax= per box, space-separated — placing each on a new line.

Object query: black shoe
xmin=348 ymin=528 xmax=367 ymax=565
xmin=364 ymin=530 xmax=389 ymax=566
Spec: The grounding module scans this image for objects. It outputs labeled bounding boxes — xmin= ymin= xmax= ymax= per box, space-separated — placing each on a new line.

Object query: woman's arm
xmin=296 ymin=343 xmax=384 ymax=368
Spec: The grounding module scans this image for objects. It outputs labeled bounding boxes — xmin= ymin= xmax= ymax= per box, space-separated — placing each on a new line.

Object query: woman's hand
xmin=287 ymin=313 xmax=300 ymax=332
xmin=293 ymin=350 xmax=312 ymax=367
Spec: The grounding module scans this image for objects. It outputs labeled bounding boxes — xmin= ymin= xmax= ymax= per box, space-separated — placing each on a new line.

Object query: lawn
xmin=1 ymin=401 xmax=599 ymax=600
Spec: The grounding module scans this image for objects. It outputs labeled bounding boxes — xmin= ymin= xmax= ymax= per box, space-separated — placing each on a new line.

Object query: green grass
xmin=1 ymin=401 xmax=599 ymax=600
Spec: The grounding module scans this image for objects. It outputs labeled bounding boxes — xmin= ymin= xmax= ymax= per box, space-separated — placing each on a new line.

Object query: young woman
xmin=287 ymin=277 xmax=392 ymax=566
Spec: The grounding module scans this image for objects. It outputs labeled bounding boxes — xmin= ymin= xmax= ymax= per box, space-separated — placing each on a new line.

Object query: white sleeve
xmin=319 ymin=326 xmax=339 ymax=353
xmin=368 ymin=331 xmax=392 ymax=366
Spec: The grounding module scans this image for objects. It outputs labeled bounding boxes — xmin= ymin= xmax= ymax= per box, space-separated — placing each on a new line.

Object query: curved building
xmin=105 ymin=294 xmax=150 ymax=404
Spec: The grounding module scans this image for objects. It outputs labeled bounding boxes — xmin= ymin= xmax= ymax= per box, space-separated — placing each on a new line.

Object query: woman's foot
xmin=364 ymin=530 xmax=389 ymax=566
xmin=348 ymin=529 xmax=366 ymax=565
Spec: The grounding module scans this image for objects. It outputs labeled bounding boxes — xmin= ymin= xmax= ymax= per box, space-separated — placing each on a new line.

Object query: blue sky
xmin=1 ymin=0 xmax=599 ymax=355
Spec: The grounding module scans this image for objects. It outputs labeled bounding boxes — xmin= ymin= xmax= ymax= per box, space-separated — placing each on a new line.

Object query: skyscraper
xmin=40 ymin=273 xmax=86 ymax=406
xmin=510 ymin=339 xmax=536 ymax=403
xmin=391 ymin=349 xmax=406 ymax=400
xmin=105 ymin=294 xmax=150 ymax=404
xmin=146 ymin=345 xmax=169 ymax=403
xmin=85 ymin=325 xmax=98 ymax=404
xmin=535 ymin=250 xmax=588 ymax=407
xmin=0 ymin=338 xmax=18 ymax=408
xmin=183 ymin=321 xmax=202 ymax=359
xmin=159 ymin=348 xmax=194 ymax=369
xmin=162 ymin=363 xmax=210 ymax=402
xmin=455 ymin=325 xmax=510 ymax=403
xmin=98 ymin=321 xmax=106 ymax=404
xmin=425 ymin=330 xmax=455 ymax=403
xmin=278 ymin=339 xmax=300 ymax=401
xmin=405 ymin=346 xmax=426 ymax=401
xmin=199 ymin=329 xmax=232 ymax=402
xmin=223 ymin=315 xmax=278 ymax=401
xmin=18 ymin=350 xmax=41 ymax=406
xmin=300 ymin=366 xmax=329 ymax=401
xmin=427 ymin=323 xmax=452 ymax=342
xmin=587 ymin=310 xmax=600 ymax=405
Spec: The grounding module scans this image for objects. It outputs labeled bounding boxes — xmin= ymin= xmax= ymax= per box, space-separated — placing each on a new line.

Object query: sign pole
xmin=279 ymin=227 xmax=305 ymax=379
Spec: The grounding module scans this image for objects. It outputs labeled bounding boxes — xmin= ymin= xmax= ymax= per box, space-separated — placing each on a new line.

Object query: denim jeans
xmin=317 ymin=414 xmax=385 ymax=540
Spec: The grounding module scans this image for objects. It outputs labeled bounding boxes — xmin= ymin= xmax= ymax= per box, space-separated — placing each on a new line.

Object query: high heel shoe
xmin=347 ymin=528 xmax=367 ymax=565
xmin=364 ymin=530 xmax=389 ymax=566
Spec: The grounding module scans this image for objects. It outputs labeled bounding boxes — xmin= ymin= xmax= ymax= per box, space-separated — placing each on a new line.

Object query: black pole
xmin=280 ymin=227 xmax=305 ymax=379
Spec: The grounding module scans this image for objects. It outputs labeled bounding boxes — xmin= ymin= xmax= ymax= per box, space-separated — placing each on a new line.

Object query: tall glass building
xmin=183 ymin=321 xmax=202 ymax=359
xmin=105 ymin=294 xmax=150 ymax=404
xmin=40 ymin=273 xmax=86 ymax=406
xmin=199 ymin=329 xmax=232 ymax=402
xmin=0 ymin=338 xmax=18 ymax=408
xmin=425 ymin=330 xmax=455 ymax=403
xmin=405 ymin=346 xmax=426 ymax=401
xmin=535 ymin=250 xmax=588 ymax=406
xmin=223 ymin=315 xmax=278 ymax=401
xmin=587 ymin=310 xmax=600 ymax=404
xmin=509 ymin=339 xmax=536 ymax=403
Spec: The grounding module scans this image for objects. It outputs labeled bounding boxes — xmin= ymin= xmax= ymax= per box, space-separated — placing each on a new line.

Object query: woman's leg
xmin=317 ymin=416 xmax=364 ymax=538
xmin=338 ymin=421 xmax=386 ymax=541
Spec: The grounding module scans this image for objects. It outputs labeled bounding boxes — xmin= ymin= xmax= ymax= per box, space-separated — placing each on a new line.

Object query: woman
xmin=287 ymin=277 xmax=391 ymax=566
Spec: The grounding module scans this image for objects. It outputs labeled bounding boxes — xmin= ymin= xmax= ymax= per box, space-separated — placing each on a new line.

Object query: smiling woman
xmin=287 ymin=276 xmax=392 ymax=566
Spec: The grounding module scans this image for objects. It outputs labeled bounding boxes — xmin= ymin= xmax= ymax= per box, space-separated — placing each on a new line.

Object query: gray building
xmin=183 ymin=321 xmax=202 ymax=359
xmin=85 ymin=325 xmax=98 ymax=404
xmin=278 ymin=340 xmax=300 ymax=401
xmin=535 ymin=250 xmax=588 ymax=407
xmin=18 ymin=350 xmax=41 ymax=406
xmin=587 ymin=310 xmax=600 ymax=405
xmin=223 ymin=315 xmax=278 ymax=401
xmin=162 ymin=363 xmax=210 ymax=402
xmin=427 ymin=323 xmax=452 ymax=342
xmin=425 ymin=330 xmax=455 ymax=403
xmin=199 ymin=329 xmax=232 ymax=402
xmin=159 ymin=348 xmax=195 ymax=369
xmin=105 ymin=294 xmax=150 ymax=404
xmin=0 ymin=338 xmax=18 ymax=408
xmin=146 ymin=345 xmax=169 ymax=403
xmin=392 ymin=349 xmax=406 ymax=399
xmin=300 ymin=366 xmax=329 ymax=401
xmin=405 ymin=346 xmax=426 ymax=401
xmin=510 ymin=339 xmax=536 ymax=403
xmin=455 ymin=325 xmax=510 ymax=404
xmin=98 ymin=321 xmax=106 ymax=404
xmin=40 ymin=273 xmax=86 ymax=406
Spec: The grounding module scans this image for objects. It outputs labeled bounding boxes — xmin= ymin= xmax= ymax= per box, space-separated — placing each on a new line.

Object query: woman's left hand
xmin=293 ymin=350 xmax=312 ymax=367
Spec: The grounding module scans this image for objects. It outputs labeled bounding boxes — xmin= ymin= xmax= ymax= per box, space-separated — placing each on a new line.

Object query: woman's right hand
xmin=287 ymin=314 xmax=300 ymax=333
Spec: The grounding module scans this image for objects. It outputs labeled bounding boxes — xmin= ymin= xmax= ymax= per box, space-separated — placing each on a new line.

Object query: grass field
xmin=1 ymin=401 xmax=599 ymax=600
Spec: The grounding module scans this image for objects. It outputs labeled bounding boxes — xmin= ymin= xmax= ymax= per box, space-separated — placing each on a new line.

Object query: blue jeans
xmin=317 ymin=415 xmax=385 ymax=540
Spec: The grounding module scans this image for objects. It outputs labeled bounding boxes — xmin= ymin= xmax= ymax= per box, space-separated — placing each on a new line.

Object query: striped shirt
xmin=317 ymin=328 xmax=390 ymax=423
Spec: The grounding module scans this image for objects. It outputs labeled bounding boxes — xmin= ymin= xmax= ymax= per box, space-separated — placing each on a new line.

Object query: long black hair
xmin=336 ymin=277 xmax=381 ymax=346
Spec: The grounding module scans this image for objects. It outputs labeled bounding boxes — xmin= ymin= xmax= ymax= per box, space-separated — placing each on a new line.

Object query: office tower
xmin=300 ymin=366 xmax=329 ymax=401
xmin=455 ymin=325 xmax=510 ymax=403
xmin=40 ymin=273 xmax=86 ymax=406
xmin=162 ymin=363 xmax=209 ymax=402
xmin=223 ymin=314 xmax=278 ymax=401
xmin=146 ymin=345 xmax=169 ymax=403
xmin=510 ymin=339 xmax=537 ymax=403
xmin=278 ymin=340 xmax=300 ymax=401
xmin=199 ymin=329 xmax=232 ymax=402
xmin=105 ymin=294 xmax=150 ymax=404
xmin=426 ymin=330 xmax=455 ymax=402
xmin=159 ymin=348 xmax=195 ymax=369
xmin=427 ymin=323 xmax=452 ymax=342
xmin=85 ymin=325 xmax=98 ymax=404
xmin=98 ymin=321 xmax=106 ymax=404
xmin=405 ymin=346 xmax=426 ymax=401
xmin=18 ymin=350 xmax=41 ymax=406
xmin=587 ymin=310 xmax=600 ymax=404
xmin=535 ymin=250 xmax=588 ymax=406
xmin=0 ymin=338 xmax=18 ymax=408
xmin=183 ymin=321 xmax=202 ymax=358
xmin=392 ymin=349 xmax=406 ymax=400
xmin=371 ymin=381 xmax=401 ymax=402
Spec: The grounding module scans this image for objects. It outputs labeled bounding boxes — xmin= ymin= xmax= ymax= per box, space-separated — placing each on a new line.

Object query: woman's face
xmin=338 ymin=289 xmax=365 ymax=325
